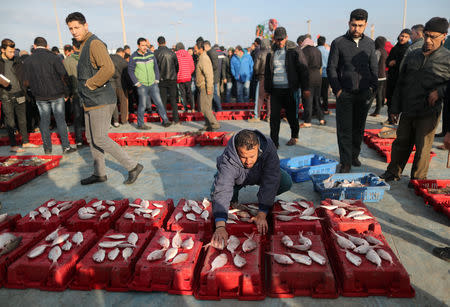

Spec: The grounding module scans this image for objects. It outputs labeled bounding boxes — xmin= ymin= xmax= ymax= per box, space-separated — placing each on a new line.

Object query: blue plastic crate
xmin=280 ymin=154 xmax=339 ymax=183
xmin=310 ymin=173 xmax=390 ymax=202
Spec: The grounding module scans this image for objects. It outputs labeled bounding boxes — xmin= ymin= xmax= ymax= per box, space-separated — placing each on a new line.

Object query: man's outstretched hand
xmin=251 ymin=212 xmax=268 ymax=235
xmin=211 ymin=225 xmax=228 ymax=250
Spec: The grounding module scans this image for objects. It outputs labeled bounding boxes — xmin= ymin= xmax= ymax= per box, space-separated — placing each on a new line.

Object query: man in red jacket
xmin=175 ymin=42 xmax=195 ymax=112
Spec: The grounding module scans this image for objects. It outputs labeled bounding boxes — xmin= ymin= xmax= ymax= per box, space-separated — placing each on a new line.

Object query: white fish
xmin=51 ymin=207 xmax=60 ymax=216
xmin=301 ymin=207 xmax=315 ymax=216
xmin=319 ymin=204 xmax=339 ymax=211
xmin=48 ymin=246 xmax=62 ymax=266
xmin=84 ymin=207 xmax=96 ymax=214
xmin=236 ymin=211 xmax=251 ymax=219
xmin=79 ymin=212 xmax=95 ymax=220
xmin=147 ymin=248 xmax=166 ymax=261
xmin=41 ymin=210 xmax=52 ymax=221
xmin=59 ymin=203 xmax=73 ymax=212
xmin=165 ymin=247 xmax=178 ymax=262
xmin=226 ymin=235 xmax=240 ymax=254
xmin=27 ymin=244 xmax=48 ymax=258
xmin=248 ymin=204 xmax=259 ymax=210
xmin=228 ymin=213 xmax=239 ymax=221
xmin=99 ymin=212 xmax=110 ymax=221
xmin=56 ymin=201 xmax=71 ymax=208
xmin=299 ymin=216 xmax=323 ymax=220
xmin=106 ymin=234 xmax=126 ymax=240
xmin=376 ymin=248 xmax=393 ymax=264
xmin=122 ymin=247 xmax=133 ymax=262
xmin=208 ymin=253 xmax=228 ymax=272
xmin=117 ymin=243 xmax=135 ymax=248
xmin=91 ymin=200 xmax=103 ymax=208
xmin=281 ymin=235 xmax=294 ymax=247
xmin=191 ymin=204 xmax=203 ymax=215
xmin=242 ymin=233 xmax=257 ymax=252
xmin=52 ymin=233 xmax=70 ymax=246
xmin=346 ymin=210 xmax=365 ymax=219
xmin=297 ymin=201 xmax=311 ymax=209
xmin=158 ymin=236 xmax=170 ymax=249
xmin=334 ymin=208 xmax=346 ymax=217
xmin=143 ymin=214 xmax=152 ymax=219
xmin=287 ymin=253 xmax=312 ymax=265
xmin=267 ymin=252 xmax=294 ymax=265
xmin=345 ymin=250 xmax=362 ymax=266
xmin=153 ymin=203 xmax=163 ymax=208
xmin=308 ymin=250 xmax=326 ymax=265
xmin=365 ymin=235 xmax=383 ymax=246
xmin=281 ymin=203 xmax=300 ymax=213
xmin=108 ymin=206 xmax=116 ymax=214
xmin=171 ymin=253 xmax=189 ymax=265
xmin=61 ymin=240 xmax=72 ymax=251
xmin=46 ymin=200 xmax=58 ymax=208
xmin=78 ymin=207 xmax=87 ymax=215
xmin=0 ymin=233 xmax=18 ymax=250
xmin=172 ymin=231 xmax=182 ymax=248
xmin=201 ymin=210 xmax=209 ymax=221
xmin=186 ymin=213 xmax=196 ymax=221
xmin=331 ymin=229 xmax=356 ymax=249
xmin=291 ymin=244 xmax=311 ymax=251
xmin=353 ymin=243 xmax=372 ymax=254
xmin=129 ymin=203 xmax=142 ymax=208
xmin=182 ymin=203 xmax=191 ymax=213
xmin=38 ymin=207 xmax=50 ymax=214
xmin=124 ymin=213 xmax=135 ymax=222
xmin=136 ymin=208 xmax=152 ymax=214
xmin=330 ymin=199 xmax=351 ymax=207
xmin=226 ymin=220 xmax=237 ymax=224
xmin=181 ymin=237 xmax=194 ymax=250
xmin=366 ymin=248 xmax=382 ymax=267
xmin=29 ymin=211 xmax=39 ymax=220
xmin=134 ymin=209 xmax=142 ymax=216
xmin=298 ymin=231 xmax=312 ymax=246
xmin=93 ymin=248 xmax=106 ymax=263
xmin=187 ymin=200 xmax=198 ymax=207
xmin=151 ymin=209 xmax=160 ymax=218
xmin=45 ymin=228 xmax=60 ymax=242
xmin=346 ymin=233 xmax=369 ymax=246
xmin=128 ymin=232 xmax=138 ymax=246
xmin=353 ymin=215 xmax=373 ymax=220
xmin=105 ymin=200 xmax=115 ymax=205
xmin=233 ymin=252 xmax=246 ymax=268
xmin=202 ymin=198 xmax=211 ymax=209
xmin=175 ymin=212 xmax=183 ymax=222
xmin=72 ymin=231 xmax=84 ymax=246
xmin=99 ymin=240 xmax=125 ymax=248
xmin=276 ymin=215 xmax=296 ymax=221
xmin=140 ymin=200 xmax=150 ymax=208
xmin=96 ymin=205 xmax=106 ymax=212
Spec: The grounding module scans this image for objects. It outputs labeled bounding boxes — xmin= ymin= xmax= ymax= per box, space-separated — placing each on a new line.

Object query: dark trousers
xmin=302 ymin=85 xmax=324 ymax=123
xmin=26 ymin=96 xmax=39 ymax=132
xmin=373 ymin=80 xmax=386 ymax=114
xmin=111 ymin=87 xmax=129 ymax=124
xmin=71 ymin=94 xmax=84 ymax=143
xmin=336 ymin=90 xmax=372 ymax=165
xmin=387 ymin=112 xmax=440 ymax=180
xmin=2 ymin=97 xmax=28 ymax=145
xmin=199 ymin=87 xmax=220 ymax=129
xmin=320 ymin=77 xmax=329 ymax=111
xmin=270 ymin=88 xmax=299 ymax=147
xmin=178 ymin=81 xmax=194 ymax=111
xmin=159 ymin=80 xmax=179 ymax=122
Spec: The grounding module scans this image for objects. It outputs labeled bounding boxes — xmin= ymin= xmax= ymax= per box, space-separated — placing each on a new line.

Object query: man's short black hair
xmin=66 ymin=12 xmax=86 ymax=25
xmin=157 ymin=36 xmax=165 ymax=45
xmin=63 ymin=45 xmax=72 ymax=53
xmin=196 ymin=40 xmax=205 ymax=50
xmin=297 ymin=35 xmax=307 ymax=45
xmin=235 ymin=45 xmax=243 ymax=52
xmin=350 ymin=8 xmax=368 ymax=22
xmin=411 ymin=24 xmax=424 ymax=33
xmin=124 ymin=45 xmax=130 ymax=50
xmin=137 ymin=37 xmax=146 ymax=45
xmin=116 ymin=47 xmax=124 ymax=53
xmin=317 ymin=36 xmax=326 ymax=46
xmin=72 ymin=38 xmax=81 ymax=49
xmin=34 ymin=37 xmax=47 ymax=47
xmin=204 ymin=40 xmax=211 ymax=47
xmin=254 ymin=38 xmax=261 ymax=46
xmin=196 ymin=36 xmax=204 ymax=44
xmin=1 ymin=38 xmax=15 ymax=50
xmin=51 ymin=46 xmax=60 ymax=53
xmin=235 ymin=130 xmax=259 ymax=150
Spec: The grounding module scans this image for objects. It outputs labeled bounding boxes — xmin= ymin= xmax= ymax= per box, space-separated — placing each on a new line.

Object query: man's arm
xmin=85 ymin=40 xmax=115 ymax=90
xmin=230 ymin=57 xmax=237 ymax=79
xmin=327 ymin=39 xmax=342 ymax=95
xmin=211 ymin=163 xmax=237 ymax=223
xmin=204 ymin=57 xmax=214 ymax=93
xmin=368 ymin=45 xmax=379 ymax=92
xmin=390 ymin=54 xmax=409 ymax=115
xmin=173 ymin=52 xmax=179 ymax=74
xmin=127 ymin=54 xmax=140 ymax=86
xmin=54 ymin=57 xmax=70 ymax=97
xmin=257 ymin=149 xmax=281 ymax=213
xmin=153 ymin=55 xmax=160 ymax=82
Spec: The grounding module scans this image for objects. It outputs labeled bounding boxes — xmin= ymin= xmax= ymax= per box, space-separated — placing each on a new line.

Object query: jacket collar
xmin=345 ymin=31 xmax=366 ymax=41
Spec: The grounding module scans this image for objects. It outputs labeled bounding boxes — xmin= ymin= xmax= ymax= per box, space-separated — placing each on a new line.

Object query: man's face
xmin=275 ymin=37 xmax=287 ymax=48
xmin=138 ymin=41 xmax=148 ymax=54
xmin=124 ymin=48 xmax=131 ymax=55
xmin=423 ymin=31 xmax=446 ymax=53
xmin=194 ymin=45 xmax=199 ymax=55
xmin=67 ymin=20 xmax=89 ymax=42
xmin=187 ymin=49 xmax=193 ymax=56
xmin=228 ymin=49 xmax=233 ymax=57
xmin=237 ymin=145 xmax=259 ymax=169
xmin=1 ymin=46 xmax=15 ymax=60
xmin=411 ymin=29 xmax=421 ymax=41
xmin=117 ymin=51 xmax=125 ymax=58
xmin=348 ymin=19 xmax=367 ymax=38
xmin=204 ymin=44 xmax=211 ymax=51
xmin=398 ymin=33 xmax=410 ymax=45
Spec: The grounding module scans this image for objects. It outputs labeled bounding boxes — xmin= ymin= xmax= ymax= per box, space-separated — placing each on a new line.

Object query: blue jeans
xmin=236 ymin=80 xmax=250 ymax=102
xmin=225 ymin=82 xmax=233 ymax=103
xmin=212 ymin=83 xmax=222 ymax=111
xmin=137 ymin=83 xmax=169 ymax=126
xmin=293 ymin=89 xmax=302 ymax=120
xmin=36 ymin=98 xmax=70 ymax=150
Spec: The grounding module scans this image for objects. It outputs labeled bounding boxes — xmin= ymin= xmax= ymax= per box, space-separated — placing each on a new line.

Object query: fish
xmin=129 ymin=203 xmax=141 ymax=208
xmin=99 ymin=240 xmax=125 ymax=248
xmin=56 ymin=201 xmax=71 ymax=208
xmin=276 ymin=215 xmax=296 ymax=221
xmin=99 ymin=212 xmax=110 ymax=221
xmin=96 ymin=205 xmax=106 ymax=212
xmin=52 ymin=233 xmax=70 ymax=246
xmin=84 ymin=207 xmax=96 ymax=214
xmin=233 ymin=252 xmax=246 ymax=268
xmin=186 ymin=213 xmax=196 ymax=221
xmin=226 ymin=235 xmax=240 ymax=254
xmin=122 ymin=247 xmax=133 ymax=262
xmin=240 ymin=217 xmax=252 ymax=223
xmin=0 ymin=234 xmax=22 ymax=256
xmin=45 ymin=228 xmax=60 ymax=242
xmin=140 ymin=200 xmax=150 ymax=208
xmin=366 ymin=248 xmax=382 ymax=267
xmin=267 ymin=252 xmax=294 ymax=265
xmin=353 ymin=243 xmax=372 ymax=254
xmin=345 ymin=250 xmax=362 ymax=266
xmin=346 ymin=210 xmax=365 ymax=219
xmin=228 ymin=213 xmax=239 ymax=221
xmin=345 ymin=233 xmax=369 ymax=246
xmin=105 ymin=200 xmax=115 ymax=205
xmin=281 ymin=203 xmax=300 ymax=212
xmin=28 ymin=244 xmax=48 ymax=258
xmin=298 ymin=216 xmax=323 ymax=220
xmin=46 ymin=200 xmax=58 ymax=208
xmin=208 ymin=253 xmax=228 ymax=272
xmin=365 ymin=235 xmax=383 ymax=246
xmin=151 ymin=209 xmax=160 ymax=218
xmin=128 ymin=232 xmax=138 ymax=246
xmin=291 ymin=244 xmax=311 ymax=251
xmin=79 ymin=212 xmax=95 ymax=220
xmin=231 ymin=202 xmax=258 ymax=217
xmin=147 ymin=248 xmax=166 ymax=261
xmin=59 ymin=203 xmax=73 ymax=212
xmin=38 ymin=207 xmax=50 ymax=214
xmin=298 ymin=231 xmax=312 ymax=246
xmin=287 ymin=253 xmax=312 ymax=265
xmin=182 ymin=203 xmax=191 ymax=213
xmin=236 ymin=211 xmax=250 ymax=219
xmin=242 ymin=233 xmax=257 ymax=252
xmin=48 ymin=246 xmax=62 ymax=266
xmin=346 ymin=206 xmax=366 ymax=211
xmin=330 ymin=199 xmax=350 ymax=208
xmin=181 ymin=237 xmax=194 ymax=250
xmin=297 ymin=201 xmax=311 ymax=209
xmin=0 ymin=233 xmax=18 ymax=250
xmin=202 ymin=198 xmax=211 ymax=209
xmin=51 ymin=207 xmax=60 ymax=216
xmin=226 ymin=220 xmax=237 ymax=224
xmin=171 ymin=253 xmax=189 ymax=265
xmin=134 ymin=209 xmax=142 ymax=216
xmin=91 ymin=200 xmax=103 ymax=208
xmin=342 ymin=199 xmax=359 ymax=205
xmin=29 ymin=211 xmax=39 ymax=220
xmin=117 ymin=243 xmax=135 ymax=248
xmin=171 ymin=231 xmax=182 ymax=248
xmin=152 ymin=203 xmax=163 ymax=208
xmin=376 ymin=248 xmax=393 ymax=264
xmin=108 ymin=206 xmax=116 ymax=213
xmin=72 ymin=232 xmax=84 ymax=246
xmin=124 ymin=213 xmax=135 ymax=222
xmin=248 ymin=204 xmax=259 ymax=210
xmin=143 ymin=214 xmax=152 ymax=219
xmin=164 ymin=247 xmax=178 ymax=262
xmin=308 ymin=250 xmax=326 ymax=265
xmin=353 ymin=215 xmax=373 ymax=220
xmin=191 ymin=204 xmax=203 ymax=215
xmin=201 ymin=210 xmax=209 ymax=221
xmin=41 ymin=210 xmax=52 ymax=221
xmin=331 ymin=229 xmax=356 ymax=249
xmin=320 ymin=204 xmax=339 ymax=210
xmin=136 ymin=208 xmax=152 ymax=214
xmin=187 ymin=200 xmax=198 ymax=207
xmin=301 ymin=207 xmax=315 ymax=216
xmin=93 ymin=248 xmax=106 ymax=263
xmin=158 ymin=236 xmax=170 ymax=249
xmin=61 ymin=240 xmax=72 ymax=251
xmin=334 ymin=208 xmax=347 ymax=217
xmin=281 ymin=235 xmax=294 ymax=247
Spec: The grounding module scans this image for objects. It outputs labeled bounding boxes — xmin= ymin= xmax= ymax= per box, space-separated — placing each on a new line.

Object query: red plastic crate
xmin=6 ymin=229 xmax=97 ymax=291
xmin=325 ymin=230 xmax=415 ymax=297
xmin=0 ymin=167 xmax=36 ymax=192
xmin=0 ymin=214 xmax=21 ymax=232
xmin=1 ymin=155 xmax=62 ymax=177
xmin=64 ymin=199 xmax=129 ymax=235
xmin=195 ymin=233 xmax=265 ymax=300
xmin=195 ymin=132 xmax=233 ymax=146
xmin=70 ymin=229 xmax=153 ymax=291
xmin=15 ymin=199 xmax=85 ymax=233
xmin=376 ymin=145 xmax=436 ymax=164
xmin=129 ymin=229 xmax=203 ymax=294
xmin=410 ymin=179 xmax=450 ymax=197
xmin=159 ymin=133 xmax=196 ymax=147
xmin=124 ymin=132 xmax=155 ymax=146
xmin=271 ymin=200 xmax=323 ymax=235
xmin=115 ymin=199 xmax=174 ymax=233
xmin=0 ymin=230 xmax=46 ymax=287
xmin=267 ymin=233 xmax=338 ymax=298
xmin=317 ymin=199 xmax=382 ymax=234
xmin=427 ymin=194 xmax=450 ymax=219
xmin=108 ymin=133 xmax=128 ymax=146
xmin=166 ymin=199 xmax=213 ymax=238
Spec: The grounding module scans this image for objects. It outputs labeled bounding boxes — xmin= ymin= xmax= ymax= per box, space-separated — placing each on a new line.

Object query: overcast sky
xmin=2 ymin=0 xmax=449 ymax=52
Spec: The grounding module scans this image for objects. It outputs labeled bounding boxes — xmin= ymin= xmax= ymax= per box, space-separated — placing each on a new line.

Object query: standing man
xmin=403 ymin=24 xmax=425 ymax=60
xmin=24 ymin=37 xmax=76 ymax=155
xmin=317 ymin=36 xmax=330 ymax=115
xmin=154 ymin=36 xmax=180 ymax=124
xmin=204 ymin=40 xmax=222 ymax=111
xmin=66 ymin=12 xmax=143 ymax=185
xmin=175 ymin=42 xmax=195 ymax=112
xmin=249 ymin=38 xmax=271 ymax=122
xmin=194 ymin=40 xmax=220 ymax=131
xmin=231 ymin=46 xmax=254 ymax=102
xmin=128 ymin=38 xmax=171 ymax=129
xmin=264 ymin=27 xmax=310 ymax=148
xmin=380 ymin=17 xmax=450 ymax=184
xmin=369 ymin=36 xmax=388 ymax=117
xmin=110 ymin=47 xmax=130 ymax=126
xmin=327 ymin=9 xmax=378 ymax=173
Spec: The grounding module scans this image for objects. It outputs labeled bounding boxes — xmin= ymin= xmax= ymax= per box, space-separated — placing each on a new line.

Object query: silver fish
xmin=158 ymin=236 xmax=170 ymax=249
xmin=165 ymin=247 xmax=178 ymax=262
xmin=45 ymin=228 xmax=60 ymax=242
xmin=365 ymin=235 xmax=383 ymax=246
xmin=153 ymin=203 xmax=163 ymax=208
xmin=171 ymin=252 xmax=189 ymax=264
xmin=353 ymin=215 xmax=373 ymax=220
xmin=319 ymin=204 xmax=339 ymax=210
xmin=366 ymin=248 xmax=382 ymax=267
xmin=175 ymin=212 xmax=183 ymax=222
xmin=376 ymin=248 xmax=393 ymax=264
xmin=276 ymin=210 xmax=293 ymax=216
xmin=151 ymin=209 xmax=160 ymax=218
xmin=281 ymin=203 xmax=300 ymax=213
xmin=38 ymin=206 xmax=50 ymax=214
xmin=181 ymin=237 xmax=194 ymax=250
xmin=301 ymin=207 xmax=315 ymax=216
xmin=105 ymin=200 xmax=115 ymax=205
xmin=108 ymin=206 xmax=116 ymax=214
xmin=46 ymin=200 xmax=58 ymax=208
xmin=233 ymin=252 xmax=246 ymax=268
xmin=242 ymin=233 xmax=257 ymax=252
xmin=298 ymin=216 xmax=323 ymax=220
xmin=48 ymin=246 xmax=62 ymax=266
xmin=208 ymin=253 xmax=228 ymax=272
xmin=124 ymin=213 xmax=135 ymax=222
xmin=129 ymin=203 xmax=142 ymax=208
xmin=85 ymin=207 xmax=96 ymax=214
xmin=117 ymin=243 xmax=135 ymax=248
xmin=281 ymin=235 xmax=294 ymax=247
xmin=128 ymin=232 xmax=138 ymax=246
xmin=346 ymin=233 xmax=369 ymax=246
xmin=91 ymin=200 xmax=103 ymax=208
xmin=226 ymin=235 xmax=240 ymax=254
xmin=56 ymin=201 xmax=71 ymax=208
xmin=202 ymin=198 xmax=211 ymax=209
xmin=287 ymin=253 xmax=312 ymax=265
xmin=201 ymin=210 xmax=209 ymax=221
xmin=93 ymin=248 xmax=106 ymax=263
xmin=52 ymin=233 xmax=70 ymax=246
xmin=51 ymin=207 xmax=60 ymax=216
xmin=334 ymin=208 xmax=347 ymax=217
xmin=248 ymin=204 xmax=259 ymax=210
xmin=133 ymin=209 xmax=142 ymax=216
xmin=236 ymin=211 xmax=251 ymax=219
xmin=267 ymin=252 xmax=294 ymax=265
xmin=72 ymin=232 xmax=84 ymax=246
xmin=276 ymin=215 xmax=296 ymax=221
xmin=79 ymin=212 xmax=95 ymax=220
xmin=331 ymin=229 xmax=356 ymax=249
xmin=228 ymin=213 xmax=239 ymax=221
xmin=29 ymin=211 xmax=39 ymax=220
xmin=61 ymin=240 xmax=72 ymax=251
xmin=41 ymin=210 xmax=52 ymax=221
xmin=96 ymin=205 xmax=106 ymax=212
xmin=106 ymin=234 xmax=127 ymax=240
xmin=353 ymin=243 xmax=372 ymax=254
xmin=0 ymin=234 xmax=22 ymax=256
xmin=298 ymin=231 xmax=312 ymax=246
xmin=122 ymin=247 xmax=133 ymax=262
xmin=99 ymin=240 xmax=125 ymax=248
xmin=291 ymin=244 xmax=311 ymax=251
xmin=99 ymin=212 xmax=110 ymax=221
xmin=297 ymin=201 xmax=311 ymax=209
xmin=147 ymin=248 xmax=166 ymax=261
xmin=0 ymin=233 xmax=18 ymax=249
xmin=59 ymin=203 xmax=73 ymax=212
xmin=137 ymin=208 xmax=152 ymax=214
xmin=187 ymin=200 xmax=198 ymax=207
xmin=140 ymin=200 xmax=150 ymax=209
xmin=345 ymin=250 xmax=362 ymax=266
xmin=143 ymin=214 xmax=152 ymax=219
xmin=172 ymin=231 xmax=182 ymax=248
xmin=191 ymin=204 xmax=203 ymax=215
xmin=182 ymin=203 xmax=191 ymax=213
xmin=28 ymin=244 xmax=48 ymax=258
xmin=330 ymin=199 xmax=350 ymax=207
xmin=186 ymin=213 xmax=196 ymax=221
xmin=308 ymin=250 xmax=326 ymax=265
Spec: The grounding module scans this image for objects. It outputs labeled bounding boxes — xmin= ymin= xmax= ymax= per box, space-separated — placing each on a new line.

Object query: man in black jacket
xmin=327 ymin=8 xmax=378 ymax=173
xmin=204 ymin=40 xmax=222 ymax=111
xmin=110 ymin=47 xmax=130 ymax=125
xmin=23 ymin=37 xmax=76 ymax=155
xmin=155 ymin=36 xmax=180 ymax=124
xmin=264 ymin=27 xmax=310 ymax=148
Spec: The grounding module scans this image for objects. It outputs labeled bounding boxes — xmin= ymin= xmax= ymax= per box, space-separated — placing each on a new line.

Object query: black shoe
xmin=63 ymin=147 xmax=77 ymax=155
xmin=162 ymin=122 xmax=172 ymax=128
xmin=338 ymin=164 xmax=351 ymax=173
xmin=137 ymin=125 xmax=151 ymax=130
xmin=124 ymin=163 xmax=143 ymax=184
xmin=81 ymin=175 xmax=107 ymax=185
xmin=435 ymin=131 xmax=445 ymax=138
xmin=44 ymin=149 xmax=52 ymax=155
xmin=432 ymin=247 xmax=450 ymax=262
xmin=379 ymin=171 xmax=400 ymax=182
xmin=352 ymin=157 xmax=362 ymax=167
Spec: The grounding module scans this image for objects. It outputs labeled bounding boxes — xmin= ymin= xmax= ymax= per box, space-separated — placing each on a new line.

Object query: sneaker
xmin=379 ymin=171 xmax=400 ymax=182
xmin=286 ymin=138 xmax=297 ymax=146
xmin=248 ymin=117 xmax=260 ymax=123
xmin=81 ymin=174 xmax=107 ymax=185
xmin=162 ymin=122 xmax=172 ymax=128
xmin=63 ymin=147 xmax=77 ymax=155
xmin=137 ymin=124 xmax=151 ymax=130
xmin=432 ymin=246 xmax=450 ymax=262
xmin=124 ymin=163 xmax=143 ymax=184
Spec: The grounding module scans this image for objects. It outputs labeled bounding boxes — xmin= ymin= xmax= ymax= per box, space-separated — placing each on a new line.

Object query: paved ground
xmin=0 ymin=104 xmax=449 ymax=307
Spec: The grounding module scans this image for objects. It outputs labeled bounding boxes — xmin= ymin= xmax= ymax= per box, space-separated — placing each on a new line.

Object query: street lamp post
xmin=171 ymin=21 xmax=182 ymax=43
xmin=307 ymin=19 xmax=311 ymax=36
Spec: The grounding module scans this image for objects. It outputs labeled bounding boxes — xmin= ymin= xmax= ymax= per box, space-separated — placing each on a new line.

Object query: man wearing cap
xmin=380 ymin=17 xmax=450 ymax=185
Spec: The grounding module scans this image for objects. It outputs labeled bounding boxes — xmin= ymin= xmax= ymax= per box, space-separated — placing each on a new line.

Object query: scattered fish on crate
xmin=5 ymin=229 xmax=96 ymax=291
xmin=166 ymin=199 xmax=213 ymax=238
xmin=280 ymin=154 xmax=339 ymax=183
xmin=272 ymin=200 xmax=323 ymax=235
xmin=70 ymin=229 xmax=153 ymax=291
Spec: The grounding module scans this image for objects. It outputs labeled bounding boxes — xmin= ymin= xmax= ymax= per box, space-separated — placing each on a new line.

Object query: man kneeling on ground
xmin=210 ymin=129 xmax=292 ymax=248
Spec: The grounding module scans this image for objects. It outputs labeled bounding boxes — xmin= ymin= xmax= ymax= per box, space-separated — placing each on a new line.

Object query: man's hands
xmin=211 ymin=223 xmax=228 ymax=250
xmin=336 ymin=89 xmax=342 ymax=98
xmin=428 ymin=90 xmax=439 ymax=107
xmin=388 ymin=60 xmax=396 ymax=67
xmin=444 ymin=132 xmax=450 ymax=151
xmin=251 ymin=212 xmax=268 ymax=235
xmin=207 ymin=90 xmax=213 ymax=95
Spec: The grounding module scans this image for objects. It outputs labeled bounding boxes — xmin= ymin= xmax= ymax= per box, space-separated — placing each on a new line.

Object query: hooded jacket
xmin=212 ymin=130 xmax=280 ymax=222
xmin=230 ymin=52 xmax=254 ymax=83
xmin=175 ymin=49 xmax=195 ymax=83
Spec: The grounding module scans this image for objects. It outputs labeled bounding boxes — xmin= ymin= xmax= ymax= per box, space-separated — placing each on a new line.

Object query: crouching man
xmin=210 ymin=129 xmax=292 ymax=248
